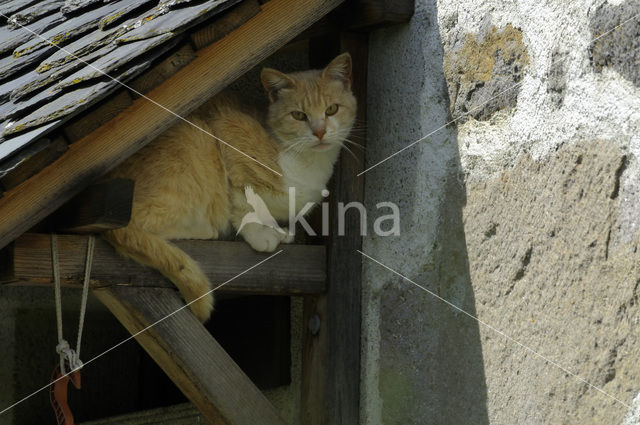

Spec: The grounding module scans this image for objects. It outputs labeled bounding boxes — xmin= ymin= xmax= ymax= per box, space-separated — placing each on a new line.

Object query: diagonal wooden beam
xmin=93 ymin=286 xmax=286 ymax=425
xmin=0 ymin=0 xmax=346 ymax=250
xmin=1 ymin=233 xmax=326 ymax=295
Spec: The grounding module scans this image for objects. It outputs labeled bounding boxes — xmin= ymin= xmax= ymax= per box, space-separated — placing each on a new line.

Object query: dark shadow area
xmin=9 ymin=289 xmax=289 ymax=424
xmin=431 ymin=166 xmax=489 ymax=424
xmin=364 ymin=0 xmax=489 ymax=422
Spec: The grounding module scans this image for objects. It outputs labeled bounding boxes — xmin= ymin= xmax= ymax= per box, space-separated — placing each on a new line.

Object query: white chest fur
xmin=272 ymin=147 xmax=341 ymax=218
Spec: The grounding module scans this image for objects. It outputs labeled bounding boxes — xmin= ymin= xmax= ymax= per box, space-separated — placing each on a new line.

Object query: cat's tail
xmin=103 ymin=227 xmax=214 ymax=322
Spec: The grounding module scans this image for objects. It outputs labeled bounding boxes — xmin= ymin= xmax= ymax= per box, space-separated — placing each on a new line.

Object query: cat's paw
xmin=241 ymin=224 xmax=282 ymax=252
xmin=189 ymin=292 xmax=214 ymax=323
xmin=279 ymin=227 xmax=295 ymax=244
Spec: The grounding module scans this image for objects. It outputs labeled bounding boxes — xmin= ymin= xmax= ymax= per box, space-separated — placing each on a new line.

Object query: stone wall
xmin=362 ymin=0 xmax=640 ymax=424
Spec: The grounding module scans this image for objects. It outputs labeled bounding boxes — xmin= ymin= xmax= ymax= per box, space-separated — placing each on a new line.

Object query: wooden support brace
xmin=1 ymin=233 xmax=326 ymax=295
xmin=93 ymin=286 xmax=287 ymax=425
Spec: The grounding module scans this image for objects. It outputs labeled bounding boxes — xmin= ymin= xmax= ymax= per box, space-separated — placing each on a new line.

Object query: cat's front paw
xmin=241 ymin=224 xmax=282 ymax=252
xmin=279 ymin=227 xmax=295 ymax=244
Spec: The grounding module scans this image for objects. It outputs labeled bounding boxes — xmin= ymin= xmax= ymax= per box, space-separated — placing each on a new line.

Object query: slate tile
xmin=36 ymin=26 xmax=121 ymax=73
xmin=61 ymin=0 xmax=111 ymax=16
xmin=159 ymin=0 xmax=201 ymax=9
xmin=0 ymin=0 xmax=244 ymax=164
xmin=2 ymin=85 xmax=57 ymax=122
xmin=13 ymin=41 xmax=118 ymax=101
xmin=54 ymin=33 xmax=176 ymax=91
xmin=99 ymin=0 xmax=157 ymax=30
xmin=116 ymin=0 xmax=238 ymax=43
xmin=0 ymin=68 xmax=38 ymax=103
xmin=13 ymin=1 xmax=125 ymax=58
xmin=4 ymin=36 xmax=173 ymax=137
xmin=0 ymin=45 xmax=56 ymax=82
xmin=0 ymin=99 xmax=17 ymax=121
xmin=0 ymin=12 xmax=66 ymax=56
xmin=3 ymin=79 xmax=118 ymax=136
xmin=0 ymin=120 xmax=60 ymax=176
xmin=0 ymin=0 xmax=41 ymax=20
xmin=7 ymin=0 xmax=64 ymax=29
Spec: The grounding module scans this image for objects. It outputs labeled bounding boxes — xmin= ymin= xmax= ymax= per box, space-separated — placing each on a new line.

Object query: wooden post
xmin=301 ymin=31 xmax=367 ymax=425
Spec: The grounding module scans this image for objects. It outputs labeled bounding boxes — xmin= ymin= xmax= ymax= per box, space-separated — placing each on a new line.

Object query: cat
xmin=103 ymin=53 xmax=357 ymax=322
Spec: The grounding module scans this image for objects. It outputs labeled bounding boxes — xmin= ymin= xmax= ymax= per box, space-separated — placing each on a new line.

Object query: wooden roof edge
xmin=0 ymin=0 xmax=346 ymax=250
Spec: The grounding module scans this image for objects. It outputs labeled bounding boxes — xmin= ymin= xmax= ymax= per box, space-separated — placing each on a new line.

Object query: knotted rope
xmin=51 ymin=234 xmax=95 ymax=374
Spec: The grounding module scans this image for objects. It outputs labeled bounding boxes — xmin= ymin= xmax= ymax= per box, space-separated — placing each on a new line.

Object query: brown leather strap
xmin=49 ymin=364 xmax=81 ymax=425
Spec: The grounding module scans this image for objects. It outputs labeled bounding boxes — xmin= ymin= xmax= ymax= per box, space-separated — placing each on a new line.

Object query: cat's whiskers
xmin=342 ymin=138 xmax=366 ymax=150
xmin=282 ymin=139 xmax=308 ymax=154
xmin=338 ymin=142 xmax=360 ymax=163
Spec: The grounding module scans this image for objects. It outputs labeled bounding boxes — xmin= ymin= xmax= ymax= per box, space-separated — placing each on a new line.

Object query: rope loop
xmin=51 ymin=234 xmax=94 ymax=375
xmin=55 ymin=340 xmax=83 ymax=374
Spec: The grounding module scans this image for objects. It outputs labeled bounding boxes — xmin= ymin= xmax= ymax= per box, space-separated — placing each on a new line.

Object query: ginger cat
xmin=103 ymin=53 xmax=356 ymax=322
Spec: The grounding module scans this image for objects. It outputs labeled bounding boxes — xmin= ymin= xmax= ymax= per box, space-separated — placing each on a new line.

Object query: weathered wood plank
xmin=1 ymin=233 xmax=326 ymax=295
xmin=301 ymin=32 xmax=366 ymax=425
xmin=93 ymin=286 xmax=287 ymax=425
xmin=0 ymin=0 xmax=346 ymax=251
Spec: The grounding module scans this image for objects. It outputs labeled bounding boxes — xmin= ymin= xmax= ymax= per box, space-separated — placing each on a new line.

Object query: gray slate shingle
xmin=0 ymin=0 xmax=244 ymax=169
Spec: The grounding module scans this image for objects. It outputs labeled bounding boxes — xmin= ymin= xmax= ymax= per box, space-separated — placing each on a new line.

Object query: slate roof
xmin=0 ymin=0 xmax=242 ymax=178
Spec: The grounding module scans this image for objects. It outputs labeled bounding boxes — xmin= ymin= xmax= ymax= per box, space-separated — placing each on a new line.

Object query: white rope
xmin=51 ymin=234 xmax=95 ymax=374
xmin=76 ymin=235 xmax=94 ymax=360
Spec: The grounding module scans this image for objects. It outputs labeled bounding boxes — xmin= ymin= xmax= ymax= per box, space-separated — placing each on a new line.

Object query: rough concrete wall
xmin=362 ymin=0 xmax=640 ymax=424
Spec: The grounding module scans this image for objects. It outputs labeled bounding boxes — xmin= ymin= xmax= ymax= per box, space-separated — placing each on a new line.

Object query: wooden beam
xmin=44 ymin=178 xmax=134 ymax=233
xmin=93 ymin=286 xmax=287 ymax=425
xmin=301 ymin=32 xmax=366 ymax=425
xmin=0 ymin=0 xmax=346 ymax=250
xmin=1 ymin=233 xmax=326 ymax=295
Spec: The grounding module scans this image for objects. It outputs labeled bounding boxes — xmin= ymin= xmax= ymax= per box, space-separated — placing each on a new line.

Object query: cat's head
xmin=261 ymin=53 xmax=357 ymax=153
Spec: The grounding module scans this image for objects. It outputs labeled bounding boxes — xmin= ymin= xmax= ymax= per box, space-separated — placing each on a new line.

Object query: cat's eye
xmin=291 ymin=111 xmax=307 ymax=121
xmin=325 ymin=104 xmax=339 ymax=116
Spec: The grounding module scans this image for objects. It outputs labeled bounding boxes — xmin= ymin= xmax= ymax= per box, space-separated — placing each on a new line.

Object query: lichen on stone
xmin=443 ymin=23 xmax=530 ymax=123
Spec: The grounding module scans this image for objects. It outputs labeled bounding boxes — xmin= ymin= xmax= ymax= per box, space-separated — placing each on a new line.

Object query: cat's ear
xmin=322 ymin=52 xmax=352 ymax=90
xmin=261 ymin=68 xmax=295 ymax=102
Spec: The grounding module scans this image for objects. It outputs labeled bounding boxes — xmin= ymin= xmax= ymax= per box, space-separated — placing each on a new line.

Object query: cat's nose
xmin=313 ymin=128 xmax=326 ymax=140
